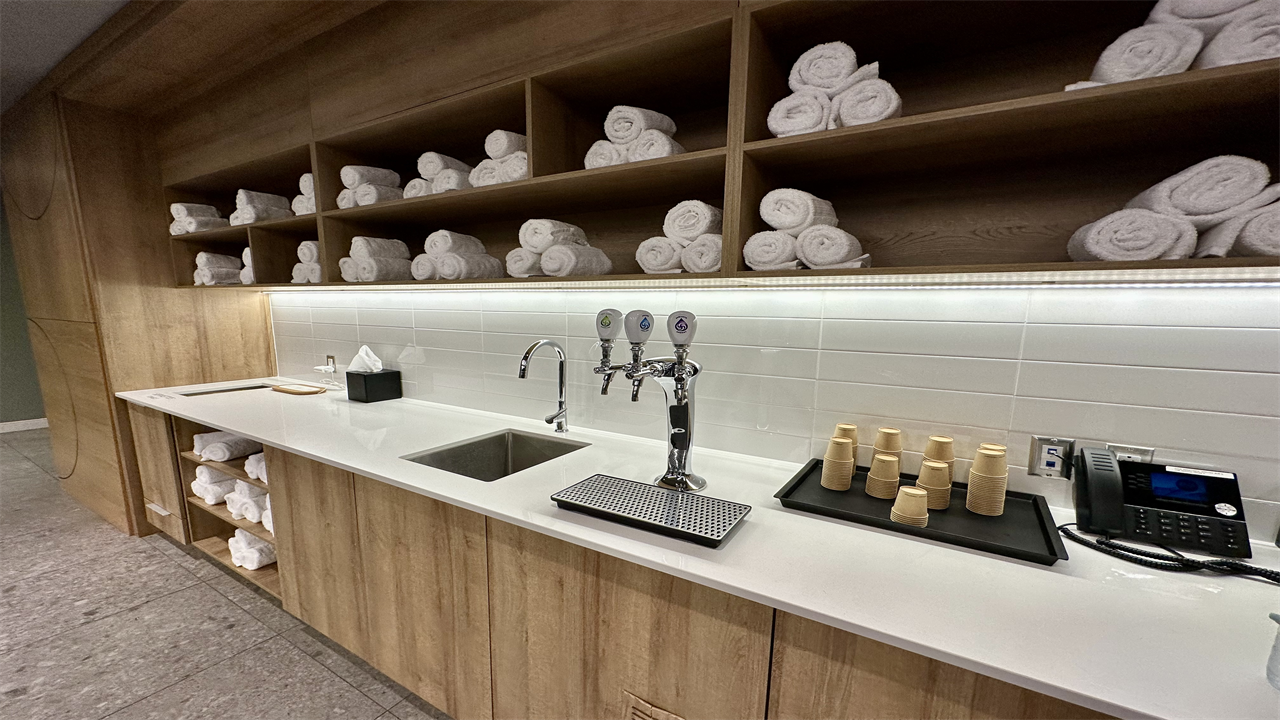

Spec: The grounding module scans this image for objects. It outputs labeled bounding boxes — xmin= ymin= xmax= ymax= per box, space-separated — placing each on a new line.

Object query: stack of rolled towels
xmin=338 ymin=165 xmax=402 ymax=208
xmin=1069 ymin=155 xmax=1280 ymax=261
xmin=228 ymin=529 xmax=276 ymax=570
xmin=635 ymin=200 xmax=724 ymax=274
xmin=169 ymin=203 xmax=228 ymax=235
xmin=768 ymin=42 xmax=901 ymax=137
xmin=239 ymin=247 xmax=255 ymax=285
xmin=193 ymin=251 xmax=242 ymax=286
xmin=584 ymin=106 xmax=684 ymax=169
xmin=470 ymin=130 xmax=529 ymax=187
xmin=506 ymin=219 xmax=613 ymax=277
xmin=226 ymin=480 xmax=268 ymax=523
xmin=744 ymin=189 xmax=869 ymax=271
xmin=244 ymin=452 xmax=268 ymax=484
xmin=261 ymin=495 xmax=274 ymax=535
xmin=292 ymin=173 xmax=316 ymax=215
xmin=338 ymin=236 xmax=412 ymax=282
xmin=411 ymin=230 xmax=504 ymax=280
xmin=1068 ymin=0 xmax=1279 ymax=91
xmin=191 ymin=465 xmax=237 ymax=505
xmin=195 ymin=430 xmax=263 ymax=463
xmin=409 ymin=152 xmax=474 ymax=197
xmin=231 ymin=189 xmax=292 ymax=226
xmin=291 ymin=240 xmax=322 ymax=284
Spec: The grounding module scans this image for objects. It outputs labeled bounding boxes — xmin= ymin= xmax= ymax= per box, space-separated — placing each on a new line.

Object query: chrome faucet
xmin=592 ymin=309 xmax=623 ymax=395
xmin=518 ymin=340 xmax=568 ymax=433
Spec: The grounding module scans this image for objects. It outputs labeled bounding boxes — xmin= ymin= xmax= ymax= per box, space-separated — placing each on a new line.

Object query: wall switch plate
xmin=1107 ymin=443 xmax=1154 ymax=463
xmin=1029 ymin=436 xmax=1075 ymax=478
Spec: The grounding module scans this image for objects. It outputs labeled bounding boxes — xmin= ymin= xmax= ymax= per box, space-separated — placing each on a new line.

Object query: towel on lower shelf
xmin=425 ymin=229 xmax=485 ymax=257
xmin=291 ymin=262 xmax=321 ymax=284
xmin=240 ymin=266 xmax=255 ymax=285
xmin=244 ymin=452 xmax=268 ymax=482
xmin=261 ymin=496 xmax=274 ymax=535
xmin=1126 ymin=155 xmax=1280 ymax=229
xmin=355 ymin=183 xmax=404 ymax=206
xmin=627 ymin=129 xmax=685 ymax=163
xmin=432 ymin=168 xmax=472 ymax=193
xmin=681 ymin=233 xmax=722 ymax=273
xmin=485 ymin=130 xmax=527 ymax=159
xmin=411 ymin=254 xmax=439 ymax=280
xmin=744 ymin=230 xmax=803 ymax=271
xmin=340 ymin=165 xmax=400 ymax=189
xmin=356 ymin=257 xmax=413 ymax=282
xmin=1146 ymin=0 xmax=1267 ymax=40
xmin=228 ymin=529 xmax=276 ymax=570
xmin=170 ymin=203 xmax=220 ymax=219
xmin=170 ymin=217 xmax=229 ymax=235
xmin=663 ymin=201 xmax=723 ymax=244
xmin=760 ymin=188 xmax=839 ymax=236
xmin=540 ymin=244 xmax=612 ymax=277
xmin=404 ymin=178 xmax=432 ymax=198
xmin=796 ymin=224 xmax=865 ymax=268
xmin=605 ymin=105 xmax=677 ymax=145
xmin=789 ymin=41 xmax=860 ymax=96
xmin=199 ymin=433 xmax=263 ymax=462
xmin=1089 ymin=24 xmax=1203 ymax=84
xmin=831 ymin=78 xmax=902 ymax=127
xmin=636 ymin=236 xmax=684 ymax=274
xmin=417 ymin=152 xmax=472 ymax=180
xmin=519 ymin=219 xmax=588 ymax=254
xmin=296 ymin=240 xmax=319 ymax=264
xmin=585 ymin=140 xmax=629 ymax=169
xmin=299 ymin=172 xmax=314 ymax=197
xmin=235 ymin=189 xmax=291 ymax=212
xmin=351 ymin=236 xmax=410 ymax=260
xmin=1068 ymin=208 xmax=1198 ymax=261
xmin=469 ymin=159 xmax=505 ymax=187
xmin=291 ymin=194 xmax=315 ymax=215
xmin=767 ymin=91 xmax=832 ymax=138
xmin=226 ymin=481 xmax=268 ymax=523
xmin=435 ymin=252 xmax=504 ymax=280
xmin=338 ymin=257 xmax=359 ymax=282
xmin=1193 ymin=1 xmax=1280 ymax=68
xmin=499 ymin=151 xmax=528 ymax=182
xmin=337 ymin=189 xmax=356 ymax=209
xmin=191 ymin=465 xmax=236 ymax=505
xmin=194 ymin=268 xmax=241 ymax=286
xmin=230 ymin=205 xmax=292 ymax=226
xmin=196 ymin=252 xmax=242 ymax=270
xmin=1195 ymin=202 xmax=1280 ymax=257
xmin=505 ymin=248 xmax=544 ymax=277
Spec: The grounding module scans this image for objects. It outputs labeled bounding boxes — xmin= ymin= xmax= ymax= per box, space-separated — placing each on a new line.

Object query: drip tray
xmin=552 ymin=474 xmax=751 ymax=548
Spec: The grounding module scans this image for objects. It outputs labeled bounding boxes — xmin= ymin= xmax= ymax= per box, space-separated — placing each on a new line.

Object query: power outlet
xmin=1029 ymin=436 xmax=1075 ymax=478
xmin=1107 ymin=443 xmax=1155 ymax=463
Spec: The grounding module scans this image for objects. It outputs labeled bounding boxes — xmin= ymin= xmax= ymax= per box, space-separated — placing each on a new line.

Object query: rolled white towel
xmin=230 ymin=205 xmax=291 ymax=226
xmin=744 ymin=231 xmax=802 ymax=271
xmin=170 ymin=203 xmax=220 ymax=220
xmin=196 ymin=252 xmax=242 ymax=270
xmin=227 ymin=489 xmax=268 ymax=524
xmin=340 ymin=165 xmax=400 ymax=190
xmin=499 ymin=151 xmax=528 ymax=182
xmin=417 ymin=152 xmax=471 ymax=180
xmin=519 ymin=219 xmax=588 ymax=253
xmin=244 ymin=452 xmax=265 ymax=480
xmin=541 ymin=244 xmax=612 ymax=277
xmin=194 ymin=267 xmax=241 ymax=286
xmin=299 ymin=173 xmax=314 ymax=197
xmin=239 ymin=266 xmax=255 ymax=285
xmin=234 ymin=478 xmax=267 ymax=500
xmin=225 ymin=492 xmax=251 ymax=521
xmin=1193 ymin=1 xmax=1280 ymax=68
xmin=1067 ymin=208 xmax=1198 ymax=261
xmin=636 ymin=236 xmax=684 ymax=274
xmin=338 ymin=257 xmax=359 ymax=283
xmin=235 ymin=189 xmax=291 ymax=211
xmin=681 ymin=233 xmax=722 ymax=273
xmin=1126 ymin=156 xmax=1280 ymax=230
xmin=337 ymin=189 xmax=356 ymax=209
xmin=627 ymin=129 xmax=685 ymax=163
xmin=760 ymin=188 xmax=839 ymax=236
xmin=355 ymin=183 xmax=404 ymax=206
xmin=767 ymin=91 xmax=832 ymax=138
xmin=228 ymin=529 xmax=275 ymax=570
xmin=170 ymin=217 xmax=229 ymax=235
xmin=404 ymin=178 xmax=432 ymax=198
xmin=585 ymin=140 xmax=629 ymax=169
xmin=831 ymin=79 xmax=902 ymax=127
xmin=356 ymin=257 xmax=413 ymax=282
xmin=350 ymin=236 xmax=410 ymax=260
xmin=796 ymin=224 xmax=865 ymax=268
xmin=291 ymin=194 xmax=315 ymax=216
xmin=425 ymin=229 xmax=485 ymax=257
xmin=505 ymin=248 xmax=544 ymax=277
xmin=296 ymin=240 xmax=319 ymax=264
xmin=485 ymin=130 xmax=527 ymax=159
xmin=605 ymin=105 xmax=676 ymax=145
xmin=262 ymin=496 xmax=274 ymax=535
xmin=789 ymin=41 xmax=860 ymax=96
xmin=196 ymin=464 xmax=237 ymax=485
xmin=291 ymin=262 xmax=321 ymax=284
xmin=192 ymin=465 xmax=236 ymax=505
xmin=435 ymin=252 xmax=504 ymax=280
xmin=469 ymin=159 xmax=505 ymax=187
xmin=1147 ymin=0 xmax=1265 ymax=39
xmin=432 ymin=168 xmax=472 ymax=193
xmin=663 ymin=201 xmax=722 ymax=245
xmin=200 ymin=434 xmax=263 ymax=462
xmin=411 ymin=254 xmax=439 ymax=280
xmin=193 ymin=431 xmax=234 ymax=455
xmin=1089 ymin=24 xmax=1203 ymax=83
xmin=1195 ymin=202 xmax=1280 ymax=257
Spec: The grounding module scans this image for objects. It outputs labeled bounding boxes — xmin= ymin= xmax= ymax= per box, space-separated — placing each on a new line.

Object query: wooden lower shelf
xmin=180 ymin=450 xmax=267 ymax=490
xmin=188 ymin=496 xmax=274 ymax=542
xmin=191 ymin=536 xmax=281 ymax=599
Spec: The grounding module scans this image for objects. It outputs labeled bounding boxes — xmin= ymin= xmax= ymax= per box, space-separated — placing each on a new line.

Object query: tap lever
xmin=667 ymin=311 xmax=697 ymax=349
xmin=596 ymin=308 xmax=622 ymax=341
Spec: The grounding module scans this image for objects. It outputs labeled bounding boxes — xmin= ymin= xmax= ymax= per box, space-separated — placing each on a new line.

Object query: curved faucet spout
xmin=518 ymin=340 xmax=568 ymax=432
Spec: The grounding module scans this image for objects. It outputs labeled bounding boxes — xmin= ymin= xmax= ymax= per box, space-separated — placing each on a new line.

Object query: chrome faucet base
xmin=656 ymin=471 xmax=706 ymax=493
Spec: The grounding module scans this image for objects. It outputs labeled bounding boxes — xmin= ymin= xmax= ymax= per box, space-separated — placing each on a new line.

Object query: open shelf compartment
xmin=164 ymin=144 xmax=315 ymax=223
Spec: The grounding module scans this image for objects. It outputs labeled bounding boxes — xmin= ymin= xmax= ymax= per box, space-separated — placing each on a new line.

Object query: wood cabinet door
xmin=487 ymin=519 xmax=772 ymax=720
xmin=354 ymin=475 xmax=493 ymax=720
xmin=125 ymin=404 xmax=186 ymax=541
xmin=768 ymin=611 xmax=1111 ymax=720
xmin=265 ymin=447 xmax=371 ymax=658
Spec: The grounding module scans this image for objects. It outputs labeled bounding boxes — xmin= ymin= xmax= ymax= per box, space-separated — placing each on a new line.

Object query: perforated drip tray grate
xmin=552 ymin=474 xmax=751 ymax=548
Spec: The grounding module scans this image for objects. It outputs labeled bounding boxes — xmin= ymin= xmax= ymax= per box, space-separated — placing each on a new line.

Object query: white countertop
xmin=119 ymin=378 xmax=1280 ymax=720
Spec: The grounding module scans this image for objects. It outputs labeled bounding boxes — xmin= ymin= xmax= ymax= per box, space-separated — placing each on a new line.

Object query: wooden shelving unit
xmin=192 ymin=536 xmax=281 ymax=599
xmin=187 ymin=495 xmax=274 ymax=542
xmin=179 ymin=450 xmax=268 ymax=491
xmin=163 ymin=3 xmax=1280 ymax=287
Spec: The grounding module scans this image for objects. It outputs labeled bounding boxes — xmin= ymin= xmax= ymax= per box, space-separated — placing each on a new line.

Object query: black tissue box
xmin=346 ymin=369 xmax=402 ymax=403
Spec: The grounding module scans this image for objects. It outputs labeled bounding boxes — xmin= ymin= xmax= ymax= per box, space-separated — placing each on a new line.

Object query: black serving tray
xmin=775 ymin=458 xmax=1069 ymax=565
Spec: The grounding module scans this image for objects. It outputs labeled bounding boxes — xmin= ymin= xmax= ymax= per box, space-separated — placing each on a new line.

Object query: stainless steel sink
xmin=402 ymin=429 xmax=589 ymax=481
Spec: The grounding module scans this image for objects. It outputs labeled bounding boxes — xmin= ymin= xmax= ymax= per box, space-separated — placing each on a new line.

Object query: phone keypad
xmin=1124 ymin=507 xmax=1249 ymax=558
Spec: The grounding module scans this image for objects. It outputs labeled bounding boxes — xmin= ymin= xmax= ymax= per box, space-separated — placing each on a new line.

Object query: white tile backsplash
xmin=270 ymin=285 xmax=1280 ymax=539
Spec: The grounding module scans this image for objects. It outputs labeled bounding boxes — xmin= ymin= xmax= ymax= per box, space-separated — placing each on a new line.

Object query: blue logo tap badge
xmin=639 ymin=316 xmax=651 ymax=331
xmin=600 ymin=316 xmax=611 ymax=327
xmin=674 ymin=318 xmax=688 ymax=333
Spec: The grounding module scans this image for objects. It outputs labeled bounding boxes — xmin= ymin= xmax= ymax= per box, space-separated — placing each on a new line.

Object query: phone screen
xmin=1149 ymin=471 xmax=1208 ymax=503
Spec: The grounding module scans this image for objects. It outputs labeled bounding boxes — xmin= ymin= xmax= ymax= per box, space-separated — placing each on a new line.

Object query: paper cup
xmin=874 ymin=427 xmax=903 ymax=452
xmin=834 ymin=423 xmax=858 ymax=444
xmin=865 ymin=474 xmax=899 ymax=500
xmin=892 ymin=486 xmax=929 ymax=517
xmin=826 ymin=436 xmax=855 ymax=462
xmin=821 ymin=458 xmax=854 ymax=491
xmin=890 ymin=509 xmax=928 ymax=527
xmin=924 ymin=435 xmax=955 ymax=462
xmin=972 ymin=448 xmax=1007 ymax=476
xmin=917 ymin=461 xmax=951 ymax=488
xmin=979 ymin=442 xmax=1008 ymax=454
xmin=869 ymin=453 xmax=899 ymax=480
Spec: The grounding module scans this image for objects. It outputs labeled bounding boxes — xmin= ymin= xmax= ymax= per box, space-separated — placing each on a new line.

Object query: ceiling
xmin=0 ymin=0 xmax=129 ymax=112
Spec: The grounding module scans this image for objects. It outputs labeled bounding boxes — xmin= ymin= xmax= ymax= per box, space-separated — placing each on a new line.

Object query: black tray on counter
xmin=775 ymin=458 xmax=1069 ymax=566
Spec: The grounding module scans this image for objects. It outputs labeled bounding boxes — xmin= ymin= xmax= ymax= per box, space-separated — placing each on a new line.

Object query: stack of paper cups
xmin=890 ymin=486 xmax=929 ymax=527
xmin=915 ymin=460 xmax=952 ymax=510
xmin=923 ymin=435 xmax=955 ymax=483
xmin=821 ymin=437 xmax=855 ymax=491
xmin=865 ymin=453 xmax=900 ymax=499
xmin=873 ymin=427 xmax=902 ymax=461
xmin=833 ymin=423 xmax=858 ymax=447
xmin=966 ymin=448 xmax=1008 ymax=516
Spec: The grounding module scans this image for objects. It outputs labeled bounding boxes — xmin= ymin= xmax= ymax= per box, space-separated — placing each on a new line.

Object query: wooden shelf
xmin=169 ymin=225 xmax=249 ymax=243
xmin=179 ymin=450 xmax=268 ymax=490
xmin=188 ymin=495 xmax=274 ymax=543
xmin=191 ymin=536 xmax=281 ymax=599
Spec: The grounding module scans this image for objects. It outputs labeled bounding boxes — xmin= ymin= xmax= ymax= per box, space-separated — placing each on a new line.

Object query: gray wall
xmin=0 ymin=205 xmax=45 ymax=422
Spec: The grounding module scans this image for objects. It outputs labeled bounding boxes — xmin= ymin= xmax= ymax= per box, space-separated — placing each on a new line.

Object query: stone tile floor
xmin=0 ymin=428 xmax=450 ymax=720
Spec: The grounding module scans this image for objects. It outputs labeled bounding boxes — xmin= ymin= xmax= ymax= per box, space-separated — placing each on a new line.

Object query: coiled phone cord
xmin=1058 ymin=523 xmax=1280 ymax=586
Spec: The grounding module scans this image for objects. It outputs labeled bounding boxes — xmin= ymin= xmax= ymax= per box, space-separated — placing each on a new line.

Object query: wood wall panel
xmin=768 ymin=611 xmax=1112 ymax=720
xmin=354 ymin=476 xmax=493 ymax=720
xmin=191 ymin=291 xmax=275 ymax=381
xmin=487 ymin=519 xmax=772 ymax=720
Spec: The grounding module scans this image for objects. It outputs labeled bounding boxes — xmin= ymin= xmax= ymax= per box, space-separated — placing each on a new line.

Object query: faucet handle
xmin=595 ymin=308 xmax=622 ymax=341
xmin=667 ymin=311 xmax=697 ymax=348
xmin=624 ymin=309 xmax=654 ymax=345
